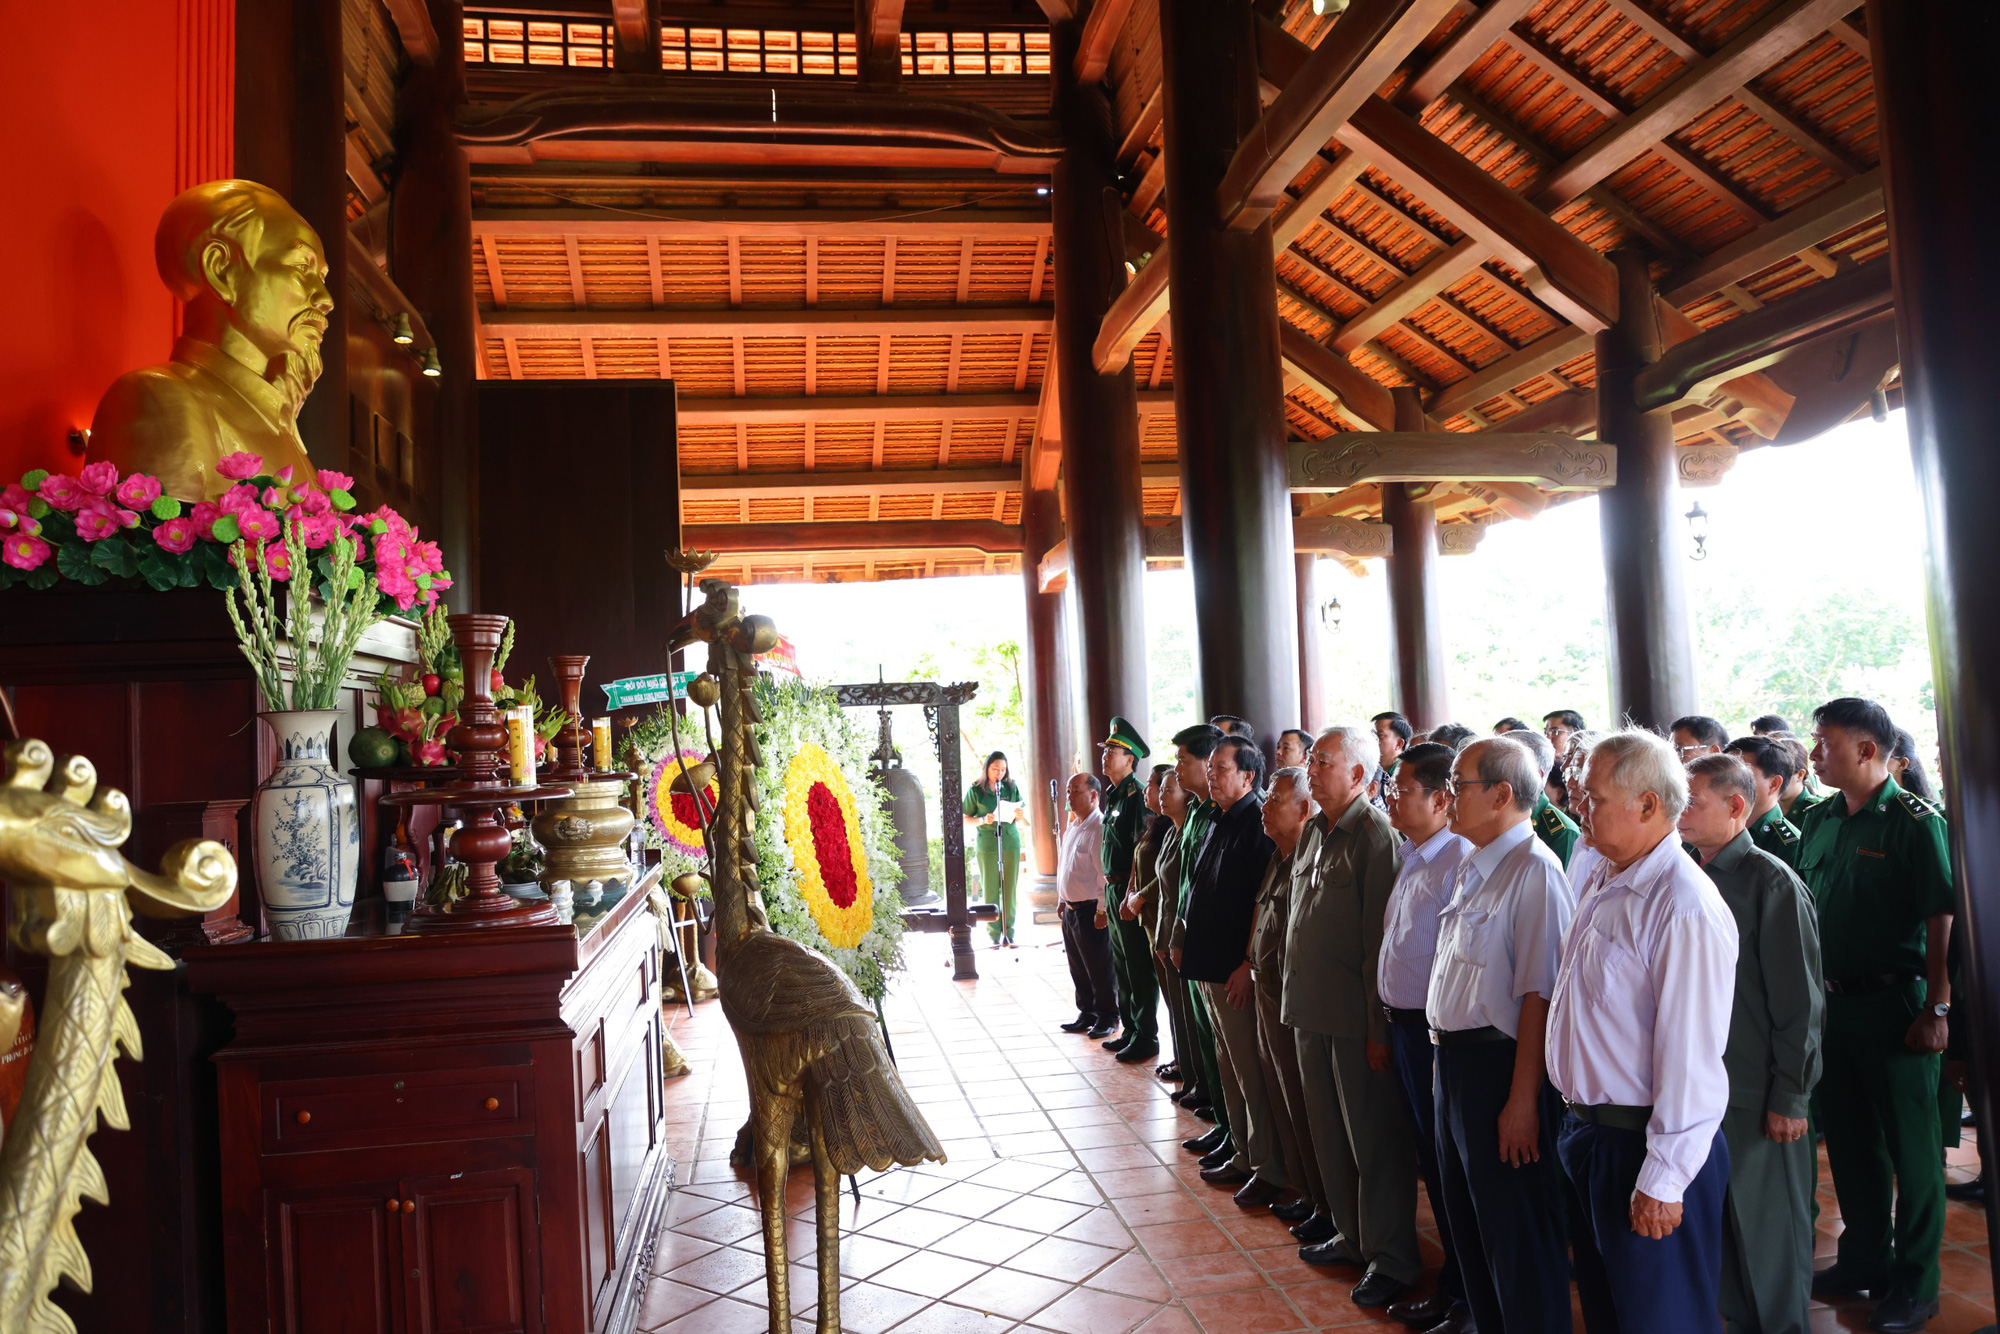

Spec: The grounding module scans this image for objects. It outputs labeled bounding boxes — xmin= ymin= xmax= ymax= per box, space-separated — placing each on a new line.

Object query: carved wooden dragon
xmin=0 ymin=739 xmax=235 ymax=1334
xmin=677 ymin=578 xmax=944 ymax=1334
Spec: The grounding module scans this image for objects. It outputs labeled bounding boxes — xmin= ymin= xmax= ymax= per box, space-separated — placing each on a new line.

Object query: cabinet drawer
xmin=263 ymin=1067 xmax=530 ymax=1153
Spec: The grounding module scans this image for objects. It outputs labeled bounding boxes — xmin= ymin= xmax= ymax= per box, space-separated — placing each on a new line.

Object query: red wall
xmin=0 ymin=0 xmax=232 ymax=482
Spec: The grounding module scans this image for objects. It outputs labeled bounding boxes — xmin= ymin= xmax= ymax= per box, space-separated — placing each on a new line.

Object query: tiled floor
xmin=648 ymin=920 xmax=1997 ymax=1333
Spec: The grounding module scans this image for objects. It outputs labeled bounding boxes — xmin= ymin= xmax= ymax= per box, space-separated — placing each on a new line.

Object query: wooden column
xmin=1596 ymin=247 xmax=1697 ymax=729
xmin=1296 ymin=553 xmax=1327 ymax=734
xmin=1159 ymin=0 xmax=1299 ymax=738
xmin=235 ymin=0 xmax=348 ymax=468
xmin=1053 ymin=23 xmax=1150 ymax=746
xmin=1383 ymin=386 xmax=1449 ymax=730
xmin=1868 ymin=0 xmax=2000 ymax=1262
xmin=1022 ymin=485 xmax=1073 ymax=876
xmin=392 ymin=0 xmax=480 ymax=607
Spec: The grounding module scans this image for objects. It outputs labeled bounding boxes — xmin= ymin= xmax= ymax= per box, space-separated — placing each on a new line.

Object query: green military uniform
xmin=964 ymin=777 xmax=1023 ymax=944
xmin=1748 ymin=803 xmax=1802 ymax=870
xmin=1100 ymin=718 xmax=1158 ymax=1054
xmin=1170 ymin=796 xmax=1229 ymax=1136
xmin=1531 ymin=792 xmax=1579 ymax=866
xmin=1794 ymin=776 xmax=1954 ymax=1306
xmin=1703 ymin=831 xmax=1824 ymax=1334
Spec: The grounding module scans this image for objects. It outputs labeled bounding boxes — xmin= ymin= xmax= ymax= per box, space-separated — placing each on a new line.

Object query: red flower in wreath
xmin=782 ymin=744 xmax=873 ymax=948
xmin=648 ymin=748 xmax=718 ymax=859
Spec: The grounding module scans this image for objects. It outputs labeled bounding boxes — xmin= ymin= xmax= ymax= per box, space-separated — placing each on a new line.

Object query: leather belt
xmin=1382 ymin=1006 xmax=1428 ymax=1026
xmin=1564 ymin=1101 xmax=1653 ymax=1132
xmin=1824 ymin=971 xmax=1919 ymax=996
xmin=1429 ymin=1025 xmax=1509 ymax=1047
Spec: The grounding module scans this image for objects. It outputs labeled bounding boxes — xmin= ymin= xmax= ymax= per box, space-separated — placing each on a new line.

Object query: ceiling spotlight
xmin=392 ymin=312 xmax=414 ymax=345
xmin=1035 ymin=186 xmax=1050 ymax=197
xmin=421 ymin=347 xmax=442 ymax=378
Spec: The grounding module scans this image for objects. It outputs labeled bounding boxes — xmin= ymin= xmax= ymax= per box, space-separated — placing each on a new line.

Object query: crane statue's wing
xmin=806 ymin=1016 xmax=947 ymax=1175
xmin=718 ymin=932 xmax=872 ymax=1036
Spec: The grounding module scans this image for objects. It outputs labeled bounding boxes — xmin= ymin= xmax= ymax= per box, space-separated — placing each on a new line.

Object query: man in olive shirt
xmin=1681 ymin=755 xmax=1824 ymax=1334
xmin=1514 ymin=728 xmax=1579 ymax=866
xmin=1252 ymin=768 xmax=1330 ymax=1239
xmin=1725 ymin=735 xmax=1804 ymax=869
xmin=1796 ymin=698 xmax=1954 ymax=1334
xmin=1099 ymin=717 xmax=1159 ymax=1064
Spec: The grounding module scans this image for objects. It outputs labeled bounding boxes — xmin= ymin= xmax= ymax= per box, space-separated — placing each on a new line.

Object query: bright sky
xmin=745 ymin=410 xmax=1936 ymax=765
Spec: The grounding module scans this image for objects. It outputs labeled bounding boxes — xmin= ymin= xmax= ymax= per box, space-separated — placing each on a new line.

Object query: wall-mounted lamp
xmin=67 ymin=428 xmax=90 ymax=456
xmin=1035 ymin=186 xmax=1050 ymax=197
xmin=392 ymin=312 xmax=415 ymax=346
xmin=421 ymin=347 xmax=442 ymax=378
xmin=1311 ymin=0 xmax=1349 ymax=14
xmin=1320 ymin=597 xmax=1343 ymax=633
xmin=1684 ymin=500 xmax=1709 ymax=561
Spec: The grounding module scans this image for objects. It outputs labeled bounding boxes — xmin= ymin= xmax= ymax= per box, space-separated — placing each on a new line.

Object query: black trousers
xmin=1434 ymin=1037 xmax=1573 ymax=1334
xmin=1060 ymin=899 xmax=1117 ymax=1024
xmin=1386 ymin=1018 xmax=1464 ymax=1303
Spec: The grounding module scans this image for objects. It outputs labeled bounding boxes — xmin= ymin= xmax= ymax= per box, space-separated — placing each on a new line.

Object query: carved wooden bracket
xmin=1675 ymin=442 xmax=1740 ymax=488
xmin=1438 ymin=521 xmax=1487 ymax=555
xmin=1288 ymin=433 xmax=1617 ymax=490
xmin=1140 ymin=517 xmax=1393 ymax=560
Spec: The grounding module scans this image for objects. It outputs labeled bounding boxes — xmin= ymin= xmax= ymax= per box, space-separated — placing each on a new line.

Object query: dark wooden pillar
xmin=1296 ymin=553 xmax=1326 ymax=734
xmin=1022 ymin=485 xmax=1073 ymax=876
xmin=1383 ymin=386 xmax=1449 ymax=730
xmin=1868 ymin=0 xmax=2000 ymax=1267
xmin=393 ymin=0 xmax=480 ymax=607
xmin=235 ymin=0 xmax=347 ymax=468
xmin=1596 ymin=247 xmax=1697 ymax=729
xmin=1158 ymin=0 xmax=1299 ymax=738
xmin=1052 ymin=23 xmax=1149 ymax=746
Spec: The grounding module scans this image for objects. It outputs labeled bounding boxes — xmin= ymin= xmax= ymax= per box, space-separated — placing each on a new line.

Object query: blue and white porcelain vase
xmin=254 ymin=710 xmax=360 ymax=941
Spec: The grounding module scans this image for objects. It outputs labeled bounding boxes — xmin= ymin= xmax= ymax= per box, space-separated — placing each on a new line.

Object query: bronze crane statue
xmin=673 ymin=576 xmax=943 ymax=1334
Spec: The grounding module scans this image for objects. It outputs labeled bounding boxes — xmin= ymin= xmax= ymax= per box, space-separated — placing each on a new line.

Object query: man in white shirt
xmin=1549 ymin=730 xmax=1739 ymax=1334
xmin=1428 ymin=736 xmax=1576 ymax=1334
xmin=1055 ymin=773 xmax=1117 ymax=1036
xmin=1375 ymin=743 xmax=1473 ymax=1334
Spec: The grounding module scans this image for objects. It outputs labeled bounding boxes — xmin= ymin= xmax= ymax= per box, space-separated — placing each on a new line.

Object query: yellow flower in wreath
xmin=781 ymin=743 xmax=874 ymax=949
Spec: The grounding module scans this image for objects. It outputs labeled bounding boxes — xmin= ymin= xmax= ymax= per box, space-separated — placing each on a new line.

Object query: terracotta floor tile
xmin=1037 ymin=1173 xmax=1108 ymax=1206
xmin=890 ymin=1301 xmax=1021 ymax=1334
xmin=988 ymin=1195 xmax=1094 ymax=1233
xmin=873 ymin=1252 xmax=994 ymax=1300
xmin=1112 ymin=1192 xmax=1213 ymax=1227
xmin=728 ymin=1264 xmax=825 ymax=1317
xmin=1055 ymin=1207 xmax=1138 ymax=1250
xmin=1131 ymin=1218 xmax=1235 ymax=1261
xmin=968 ymin=1160 xmax=1072 ymax=1194
xmin=638 ymin=1277 xmax=717 ymax=1330
xmin=1025 ymin=1286 xmax=1163 ymax=1334
xmin=656 ymin=1296 xmax=775 ymax=1334
xmin=1095 ymin=1166 xmax=1185 ymax=1200
xmin=1276 ymin=1276 xmax=1379 ymax=1328
xmin=650 ymin=1232 xmax=722 ymax=1275
xmin=1134 ymin=1304 xmax=1203 ymax=1334
xmin=1038 ymin=1087 xmax=1113 ymax=1109
xmin=950 ymin=1268 xmax=1077 ymax=1321
xmin=667 ymin=1244 xmax=773 ymax=1295
xmin=1162 ymin=1248 xmax=1272 ymax=1297
xmin=925 ymin=1181 xmax=1025 ymax=1220
xmin=1086 ymin=1252 xmax=1173 ymax=1302
xmin=863 ymin=1170 xmax=953 ymax=1206
xmin=1006 ymin=1235 xmax=1125 ymax=1283
xmin=1180 ymin=1287 xmax=1309 ymax=1334
xmin=1063 ymin=1121 xmax=1145 ymax=1150
xmin=1077 ymin=1144 xmax=1169 ymax=1172
xmin=817 ymin=1282 xmax=935 ymax=1334
xmin=836 ymin=1234 xmax=921 ymax=1281
xmin=865 ymin=1207 xmax=976 ymax=1249
xmin=933 ymin=1219 xmax=1048 ymax=1265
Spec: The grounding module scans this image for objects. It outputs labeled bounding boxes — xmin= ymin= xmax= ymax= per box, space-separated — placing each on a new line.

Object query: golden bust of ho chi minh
xmin=87 ymin=179 xmax=331 ymax=502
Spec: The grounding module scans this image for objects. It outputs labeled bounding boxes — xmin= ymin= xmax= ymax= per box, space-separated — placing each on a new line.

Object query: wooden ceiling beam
xmin=1093 ymin=249 xmax=1172 ymax=372
xmin=1429 ymin=327 xmax=1594 ymax=419
xmin=1270 ymin=150 xmax=1371 ymax=250
xmin=1289 ymin=431 xmax=1615 ymax=488
xmin=1733 ymin=86 xmax=1861 ymax=180
xmin=685 ymin=520 xmax=1022 ymax=553
xmin=1118 ymin=87 xmax=1164 ymax=165
xmin=1530 ymin=0 xmax=1858 ymax=209
xmin=1661 ymin=168 xmax=1882 ymax=303
xmin=611 ymin=0 xmax=651 ymax=51
xmin=1396 ymin=0 xmax=1541 ymax=112
xmin=1218 ymin=0 xmax=1461 ymax=228
xmin=680 ymin=392 xmax=1039 ymax=424
xmin=1331 ymin=238 xmax=1486 ymax=353
xmin=1075 ymin=0 xmax=1140 ymax=84
xmin=383 ymin=0 xmax=438 ymax=65
xmin=484 ymin=306 xmax=1052 ymax=339
xmin=688 ymin=459 xmax=1180 ymax=499
xmin=471 ymin=209 xmax=1052 ymax=239
xmin=1280 ymin=325 xmax=1401 ymax=431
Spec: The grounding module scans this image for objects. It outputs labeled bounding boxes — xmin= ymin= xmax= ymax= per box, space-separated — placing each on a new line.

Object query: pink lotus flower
xmin=276 ymin=465 xmax=294 ymax=484
xmin=377 ymin=564 xmax=419 ymax=611
xmin=2 ymin=533 xmax=51 ymax=570
xmin=217 ymin=483 xmax=263 ymax=516
xmin=260 ymin=541 xmax=292 ymax=581
xmin=113 ymin=473 xmax=161 ymax=509
xmin=0 ymin=484 xmax=31 ymax=514
xmin=293 ymin=487 xmax=332 ymax=517
xmin=297 ymin=511 xmax=340 ymax=549
xmin=216 ymin=452 xmax=264 ymax=481
xmin=73 ymin=501 xmax=123 ymax=542
xmin=261 ymin=485 xmax=289 ymax=509
xmin=317 ymin=470 xmax=355 ymax=492
xmin=235 ymin=507 xmax=280 ymax=542
xmin=78 ymin=460 xmax=119 ymax=496
xmin=36 ymin=474 xmax=85 ymax=512
xmin=189 ymin=500 xmax=223 ymax=540
xmin=153 ymin=516 xmax=198 ymax=553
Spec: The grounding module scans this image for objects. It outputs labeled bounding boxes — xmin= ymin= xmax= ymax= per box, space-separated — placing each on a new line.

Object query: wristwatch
xmin=1932 ymin=1001 xmax=1952 ymax=1019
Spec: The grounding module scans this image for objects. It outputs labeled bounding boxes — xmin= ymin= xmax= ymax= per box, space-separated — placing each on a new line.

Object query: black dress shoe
xmin=1200 ymin=1163 xmax=1251 ymax=1187
xmin=1352 ymin=1271 xmax=1410 ymax=1308
xmin=1197 ymin=1141 xmax=1237 ymax=1170
xmin=1812 ymin=1262 xmax=1879 ymax=1299
xmin=1059 ymin=1016 xmax=1093 ymax=1033
xmin=1183 ymin=1126 xmax=1227 ymax=1154
xmin=1298 ymin=1237 xmax=1364 ymax=1268
xmin=1268 ymin=1198 xmax=1314 ymax=1224
xmin=1101 ymin=1031 xmax=1130 ymax=1051
xmin=1116 ymin=1042 xmax=1160 ymax=1064
xmin=1157 ymin=1062 xmax=1181 ymax=1081
xmin=1191 ymin=1101 xmax=1218 ymax=1122
xmin=1420 ymin=1308 xmax=1476 ymax=1334
xmin=1387 ymin=1292 xmax=1455 ymax=1328
xmin=1869 ymin=1292 xmax=1941 ymax=1333
xmin=1290 ymin=1212 xmax=1336 ymax=1245
xmin=1086 ymin=1023 xmax=1117 ymax=1039
xmin=1946 ymin=1177 xmax=1986 ymax=1203
xmin=1233 ymin=1177 xmax=1282 ymax=1209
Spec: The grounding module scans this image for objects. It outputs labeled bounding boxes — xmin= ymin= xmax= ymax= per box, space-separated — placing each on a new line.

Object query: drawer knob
xmin=402 ymin=1200 xmax=415 ymax=1214
xmin=386 ymin=1199 xmax=398 ymax=1213
xmin=294 ymin=1111 xmax=311 ymax=1125
xmin=484 ymin=1097 xmax=499 ymax=1111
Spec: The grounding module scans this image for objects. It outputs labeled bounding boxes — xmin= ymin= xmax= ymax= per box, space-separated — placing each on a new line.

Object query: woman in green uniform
xmin=965 ymin=751 xmax=1025 ymax=946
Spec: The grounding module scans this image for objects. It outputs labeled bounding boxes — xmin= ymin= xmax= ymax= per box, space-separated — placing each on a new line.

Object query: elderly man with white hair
xmin=1286 ymin=725 xmax=1420 ymax=1307
xmin=1550 ymin=730 xmax=1739 ymax=1334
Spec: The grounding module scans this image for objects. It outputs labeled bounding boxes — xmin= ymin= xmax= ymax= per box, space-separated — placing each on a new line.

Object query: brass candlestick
xmin=534 ymin=653 xmax=636 ymax=893
xmin=384 ymin=615 xmax=572 ymax=930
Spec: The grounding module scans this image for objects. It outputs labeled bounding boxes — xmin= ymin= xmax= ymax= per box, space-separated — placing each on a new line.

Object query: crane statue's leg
xmin=809 ymin=1105 xmax=842 ymax=1334
xmin=753 ymin=1089 xmax=797 ymax=1334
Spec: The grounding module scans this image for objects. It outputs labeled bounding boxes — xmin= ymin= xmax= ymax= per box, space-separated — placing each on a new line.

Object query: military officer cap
xmin=1102 ymin=716 xmax=1150 ymax=760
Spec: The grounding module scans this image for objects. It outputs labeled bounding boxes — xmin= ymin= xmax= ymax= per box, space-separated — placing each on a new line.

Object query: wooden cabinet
xmin=187 ymin=876 xmax=674 ymax=1334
